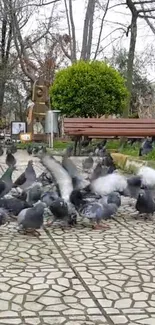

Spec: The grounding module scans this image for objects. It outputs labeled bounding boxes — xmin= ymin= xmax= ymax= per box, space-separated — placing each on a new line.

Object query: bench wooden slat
xmin=64 ymin=124 xmax=155 ymax=130
xmin=67 ymin=129 xmax=155 ymax=136
xmin=64 ymin=118 xmax=155 ymax=124
xmin=64 ymin=118 xmax=155 ymax=138
xmin=89 ymin=136 xmax=144 ymax=139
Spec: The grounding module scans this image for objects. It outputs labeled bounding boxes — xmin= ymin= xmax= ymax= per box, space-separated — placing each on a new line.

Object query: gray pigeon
xmin=64 ymin=145 xmax=74 ymax=157
xmin=17 ymin=201 xmax=46 ymax=236
xmin=6 ymin=150 xmax=16 ymax=167
xmin=82 ymin=155 xmax=94 ymax=171
xmin=0 ymin=197 xmax=31 ymax=216
xmin=41 ymin=191 xmax=59 ymax=207
xmin=139 ymin=138 xmax=153 ymax=157
xmin=135 ymin=188 xmax=155 ymax=218
xmin=0 ymin=208 xmax=9 ymax=225
xmin=20 ymin=160 xmax=36 ymax=190
xmin=79 ymin=201 xmax=117 ymax=229
xmin=0 ymin=166 xmax=16 ymax=197
xmin=90 ymin=162 xmax=109 ymax=181
xmin=62 ymin=157 xmax=85 ymax=189
xmin=27 ymin=183 xmax=42 ymax=205
xmin=0 ymin=145 xmax=4 ymax=156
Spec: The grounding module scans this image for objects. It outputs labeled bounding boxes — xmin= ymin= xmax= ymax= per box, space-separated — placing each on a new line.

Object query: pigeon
xmin=107 ymin=192 xmax=121 ymax=207
xmin=137 ymin=166 xmax=155 ymax=188
xmin=27 ymin=145 xmax=33 ymax=155
xmin=0 ymin=145 xmax=4 ymax=156
xmin=0 ymin=208 xmax=9 ymax=225
xmin=135 ymin=188 xmax=155 ymax=218
xmin=37 ymin=172 xmax=53 ymax=186
xmin=90 ymin=162 xmax=109 ymax=181
xmin=81 ymin=138 xmax=91 ymax=147
xmin=0 ymin=197 xmax=31 ymax=216
xmin=17 ymin=201 xmax=46 ymax=236
xmin=62 ymin=157 xmax=85 ymax=189
xmin=41 ymin=191 xmax=59 ymax=207
xmin=79 ymin=201 xmax=117 ymax=229
xmin=41 ymin=155 xmax=73 ymax=202
xmin=41 ymin=155 xmax=77 ymax=227
xmin=13 ymin=160 xmax=35 ymax=189
xmin=0 ymin=166 xmax=16 ymax=197
xmin=49 ymin=198 xmax=70 ymax=227
xmin=91 ymin=173 xmax=127 ymax=196
xmin=27 ymin=183 xmax=42 ymax=205
xmin=10 ymin=143 xmax=17 ymax=154
xmin=64 ymin=144 xmax=74 ymax=157
xmin=20 ymin=161 xmax=36 ymax=190
xmin=33 ymin=146 xmax=39 ymax=155
xmin=6 ymin=150 xmax=16 ymax=167
xmin=123 ymin=175 xmax=142 ymax=198
xmin=102 ymin=152 xmax=116 ymax=173
xmin=82 ymin=155 xmax=94 ymax=170
xmin=97 ymin=148 xmax=106 ymax=157
xmin=0 ymin=180 xmax=6 ymax=196
xmin=95 ymin=140 xmax=107 ymax=156
xmin=139 ymin=138 xmax=153 ymax=157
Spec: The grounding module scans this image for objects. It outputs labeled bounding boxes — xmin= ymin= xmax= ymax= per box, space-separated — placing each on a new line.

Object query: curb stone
xmin=111 ymin=153 xmax=152 ymax=173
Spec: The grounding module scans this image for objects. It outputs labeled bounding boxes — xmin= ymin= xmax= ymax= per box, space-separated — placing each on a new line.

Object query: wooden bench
xmin=64 ymin=118 xmax=155 ymax=154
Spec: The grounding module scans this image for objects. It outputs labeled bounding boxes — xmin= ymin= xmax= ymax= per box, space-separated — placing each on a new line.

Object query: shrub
xmin=50 ymin=60 xmax=128 ymax=117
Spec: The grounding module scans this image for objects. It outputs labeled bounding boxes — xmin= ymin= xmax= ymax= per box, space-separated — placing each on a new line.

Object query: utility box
xmin=45 ymin=110 xmax=60 ymax=134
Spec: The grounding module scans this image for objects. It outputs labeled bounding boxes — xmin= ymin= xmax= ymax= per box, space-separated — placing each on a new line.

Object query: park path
xmin=0 ymin=151 xmax=155 ymax=325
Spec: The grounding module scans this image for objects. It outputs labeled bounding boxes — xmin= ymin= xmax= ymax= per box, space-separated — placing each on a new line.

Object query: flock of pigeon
xmin=0 ymin=140 xmax=155 ymax=237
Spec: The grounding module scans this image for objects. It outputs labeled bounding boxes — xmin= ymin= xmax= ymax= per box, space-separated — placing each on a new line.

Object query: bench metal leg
xmin=78 ymin=136 xmax=82 ymax=156
xmin=74 ymin=138 xmax=78 ymax=156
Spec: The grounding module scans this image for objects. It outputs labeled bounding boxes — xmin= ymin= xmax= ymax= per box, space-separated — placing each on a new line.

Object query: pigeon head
xmin=107 ymin=192 xmax=121 ymax=207
xmin=0 ymin=208 xmax=8 ymax=226
xmin=28 ymin=160 xmax=33 ymax=166
xmin=137 ymin=189 xmax=148 ymax=202
xmin=70 ymin=189 xmax=85 ymax=207
xmin=50 ymin=198 xmax=68 ymax=219
xmin=34 ymin=201 xmax=46 ymax=212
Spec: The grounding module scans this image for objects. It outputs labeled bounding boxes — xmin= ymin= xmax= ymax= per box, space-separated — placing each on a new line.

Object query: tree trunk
xmin=0 ymin=78 xmax=6 ymax=118
xmin=124 ymin=13 xmax=137 ymax=117
xmin=86 ymin=0 xmax=96 ymax=60
xmin=68 ymin=0 xmax=77 ymax=62
xmin=81 ymin=0 xmax=95 ymax=60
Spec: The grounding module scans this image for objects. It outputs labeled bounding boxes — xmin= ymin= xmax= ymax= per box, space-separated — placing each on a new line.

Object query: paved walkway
xmin=0 ymin=151 xmax=155 ymax=324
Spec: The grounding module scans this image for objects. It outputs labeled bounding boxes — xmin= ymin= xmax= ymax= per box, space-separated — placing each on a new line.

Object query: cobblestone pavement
xmin=0 ymin=151 xmax=155 ymax=324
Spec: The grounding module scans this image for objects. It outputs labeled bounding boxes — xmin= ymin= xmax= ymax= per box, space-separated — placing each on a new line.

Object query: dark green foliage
xmin=50 ymin=60 xmax=128 ymax=117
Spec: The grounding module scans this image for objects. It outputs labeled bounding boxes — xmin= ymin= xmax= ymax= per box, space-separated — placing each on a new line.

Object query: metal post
xmin=50 ymin=111 xmax=54 ymax=149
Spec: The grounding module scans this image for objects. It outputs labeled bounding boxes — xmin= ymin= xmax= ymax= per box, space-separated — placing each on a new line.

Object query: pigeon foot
xmin=18 ymin=229 xmax=41 ymax=237
xmin=92 ymin=223 xmax=110 ymax=230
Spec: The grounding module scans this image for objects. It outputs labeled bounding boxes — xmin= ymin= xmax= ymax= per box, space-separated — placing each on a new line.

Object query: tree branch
xmin=68 ymin=0 xmax=76 ymax=62
xmin=93 ymin=0 xmax=110 ymax=60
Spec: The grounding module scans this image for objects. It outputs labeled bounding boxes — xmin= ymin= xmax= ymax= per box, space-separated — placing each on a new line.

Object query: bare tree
xmin=124 ymin=0 xmax=155 ymax=116
xmin=0 ymin=0 xmax=62 ymax=118
xmin=62 ymin=0 xmax=112 ymax=62
xmin=0 ymin=1 xmax=13 ymax=118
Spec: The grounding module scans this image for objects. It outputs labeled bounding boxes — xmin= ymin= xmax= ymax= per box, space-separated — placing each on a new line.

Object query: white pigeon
xmin=41 ymin=155 xmax=73 ymax=202
xmin=91 ymin=173 xmax=127 ymax=196
xmin=137 ymin=166 xmax=155 ymax=188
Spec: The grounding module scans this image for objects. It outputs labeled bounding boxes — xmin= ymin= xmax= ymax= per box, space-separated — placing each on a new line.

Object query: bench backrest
xmin=64 ymin=118 xmax=155 ymax=137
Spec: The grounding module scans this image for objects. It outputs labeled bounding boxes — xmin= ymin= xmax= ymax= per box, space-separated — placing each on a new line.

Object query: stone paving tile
xmin=1 ymin=152 xmax=155 ymax=324
xmin=49 ymin=220 xmax=155 ymax=324
xmin=0 ymin=227 xmax=108 ymax=324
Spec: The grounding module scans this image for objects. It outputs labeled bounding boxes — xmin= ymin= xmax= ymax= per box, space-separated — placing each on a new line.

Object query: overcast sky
xmin=26 ymin=0 xmax=155 ymax=80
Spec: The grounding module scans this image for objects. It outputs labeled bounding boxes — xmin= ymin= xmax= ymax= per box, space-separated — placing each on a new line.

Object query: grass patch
xmin=53 ymin=140 xmax=73 ymax=150
xmin=15 ymin=138 xmax=155 ymax=161
xmin=16 ymin=139 xmax=73 ymax=151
